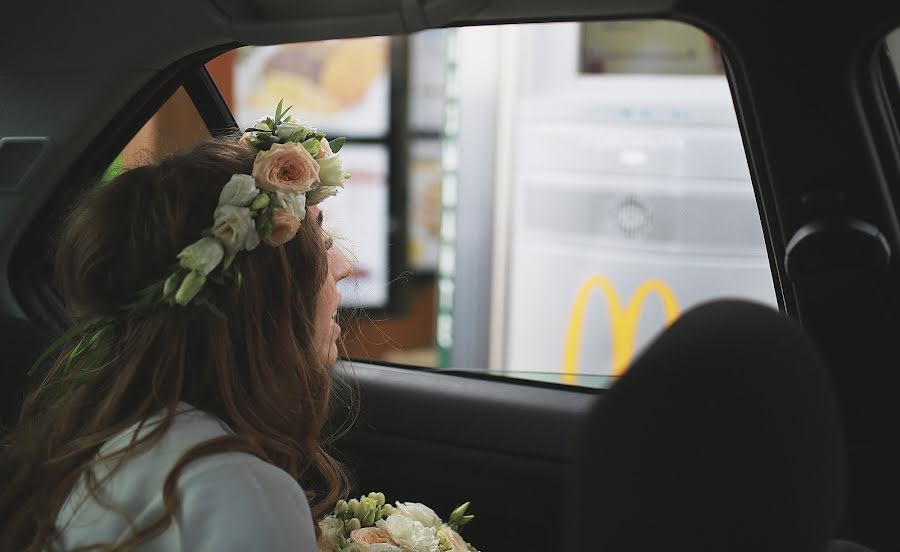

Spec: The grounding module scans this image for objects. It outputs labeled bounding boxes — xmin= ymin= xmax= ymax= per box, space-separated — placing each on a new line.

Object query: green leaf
xmin=265 ymin=117 xmax=276 ymax=131
xmin=329 ymin=137 xmax=346 ymax=153
xmin=301 ymin=138 xmax=321 ymax=156
xmin=258 ymin=207 xmax=275 ymax=239
xmin=28 ymin=320 xmax=94 ymax=377
xmin=280 ymin=104 xmax=293 ymax=122
xmin=100 ymin=154 xmax=125 ymax=185
xmin=274 ymin=99 xmax=284 ymax=122
xmin=286 ymin=129 xmax=306 ymax=143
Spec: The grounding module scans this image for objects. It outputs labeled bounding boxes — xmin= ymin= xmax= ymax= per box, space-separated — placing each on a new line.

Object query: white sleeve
xmin=173 ymin=457 xmax=318 ymax=552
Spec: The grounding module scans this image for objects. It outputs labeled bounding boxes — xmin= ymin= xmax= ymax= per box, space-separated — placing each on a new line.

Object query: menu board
xmin=580 ymin=20 xmax=723 ymax=75
xmin=407 ymin=139 xmax=442 ymax=272
xmin=233 ymin=37 xmax=391 ymax=137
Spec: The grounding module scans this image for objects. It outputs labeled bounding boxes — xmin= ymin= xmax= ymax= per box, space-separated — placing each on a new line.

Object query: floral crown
xmin=146 ymin=100 xmax=350 ymax=317
xmin=28 ymin=103 xmax=348 ymax=407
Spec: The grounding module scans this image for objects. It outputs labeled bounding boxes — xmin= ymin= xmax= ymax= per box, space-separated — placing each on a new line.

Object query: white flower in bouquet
xmin=177 ymin=236 xmax=224 ymax=276
xmin=317 ymin=493 xmax=477 ymax=552
xmin=317 ymin=517 xmax=346 ymax=552
xmin=218 ymin=174 xmax=259 ymax=207
xmin=437 ymin=527 xmax=469 ymax=552
xmin=316 ymin=137 xmax=334 ymax=159
xmin=274 ymin=191 xmax=307 ymax=221
xmin=212 ymin=205 xmax=260 ymax=256
xmin=275 ymin=121 xmax=313 ymax=141
xmin=376 ymin=515 xmax=441 ymax=552
xmin=315 ymin=154 xmax=348 ymax=190
xmin=392 ymin=502 xmax=442 ymax=529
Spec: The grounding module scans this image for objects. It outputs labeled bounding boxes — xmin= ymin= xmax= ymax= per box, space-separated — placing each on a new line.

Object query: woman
xmin=0 ymin=114 xmax=354 ymax=551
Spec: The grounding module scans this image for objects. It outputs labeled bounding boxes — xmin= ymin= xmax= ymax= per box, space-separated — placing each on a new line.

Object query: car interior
xmin=3 ymin=1 xmax=900 ymax=551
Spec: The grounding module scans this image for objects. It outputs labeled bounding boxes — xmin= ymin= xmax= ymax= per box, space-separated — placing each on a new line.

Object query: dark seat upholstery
xmin=828 ymin=540 xmax=876 ymax=552
xmin=0 ymin=316 xmax=55 ymax=431
xmin=567 ymin=300 xmax=846 ymax=552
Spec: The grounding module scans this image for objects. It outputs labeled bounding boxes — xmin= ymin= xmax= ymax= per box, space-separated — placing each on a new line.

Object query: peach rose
xmin=252 ymin=142 xmax=319 ymax=194
xmin=350 ymin=527 xmax=399 ymax=547
xmin=264 ymin=209 xmax=302 ymax=246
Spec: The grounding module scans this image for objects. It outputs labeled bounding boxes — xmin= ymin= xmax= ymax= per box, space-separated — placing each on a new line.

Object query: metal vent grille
xmin=0 ymin=137 xmax=51 ymax=192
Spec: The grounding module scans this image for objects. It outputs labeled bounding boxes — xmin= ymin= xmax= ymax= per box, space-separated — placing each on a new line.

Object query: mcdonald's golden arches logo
xmin=563 ymin=275 xmax=680 ymax=381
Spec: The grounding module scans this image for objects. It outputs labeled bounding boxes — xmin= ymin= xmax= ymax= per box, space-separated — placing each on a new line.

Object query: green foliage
xmin=329 ymin=137 xmax=346 ymax=153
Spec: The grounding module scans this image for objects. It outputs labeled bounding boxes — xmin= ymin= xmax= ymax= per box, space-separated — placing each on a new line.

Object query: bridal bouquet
xmin=318 ymin=492 xmax=479 ymax=552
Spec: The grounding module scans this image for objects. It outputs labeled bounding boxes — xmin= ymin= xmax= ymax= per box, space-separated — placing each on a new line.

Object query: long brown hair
xmin=0 ymin=139 xmax=352 ymax=550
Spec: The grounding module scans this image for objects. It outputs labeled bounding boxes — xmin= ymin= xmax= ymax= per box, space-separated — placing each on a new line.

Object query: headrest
xmin=568 ymin=300 xmax=845 ymax=552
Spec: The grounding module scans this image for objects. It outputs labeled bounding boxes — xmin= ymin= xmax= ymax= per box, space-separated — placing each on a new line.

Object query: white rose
xmin=212 ymin=205 xmax=260 ymax=256
xmin=252 ymin=118 xmax=269 ymax=131
xmin=377 ymin=515 xmax=441 ymax=552
xmin=275 ymin=191 xmax=307 ymax=221
xmin=177 ymin=236 xmax=224 ymax=275
xmin=392 ymin=502 xmax=442 ymax=529
xmin=218 ymin=174 xmax=259 ymax=207
xmin=276 ymin=122 xmax=310 ymax=141
xmin=316 ymin=154 xmax=347 ymax=189
xmin=437 ymin=527 xmax=469 ymax=552
xmin=317 ymin=516 xmax=345 ymax=552
xmin=316 ymin=137 xmax=334 ymax=159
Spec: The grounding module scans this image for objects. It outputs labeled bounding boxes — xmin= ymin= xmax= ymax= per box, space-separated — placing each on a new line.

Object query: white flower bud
xmin=177 ymin=237 xmax=224 ymax=276
xmin=335 ymin=500 xmax=349 ymax=515
xmin=250 ymin=193 xmax=270 ymax=211
xmin=348 ymin=498 xmax=360 ymax=514
xmin=162 ymin=272 xmax=181 ymax=299
xmin=305 ymin=184 xmax=340 ymax=206
xmin=174 ymin=271 xmax=206 ymax=305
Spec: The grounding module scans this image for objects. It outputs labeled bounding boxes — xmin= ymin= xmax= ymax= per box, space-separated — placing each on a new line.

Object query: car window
xmin=196 ymin=20 xmax=778 ymax=388
xmin=102 ymin=86 xmax=210 ymax=183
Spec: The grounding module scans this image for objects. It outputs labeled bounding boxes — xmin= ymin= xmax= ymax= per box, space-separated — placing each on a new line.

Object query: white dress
xmin=55 ymin=402 xmax=318 ymax=551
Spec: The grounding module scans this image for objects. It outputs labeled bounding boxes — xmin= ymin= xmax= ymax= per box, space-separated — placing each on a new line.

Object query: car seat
xmin=566 ymin=299 xmax=851 ymax=552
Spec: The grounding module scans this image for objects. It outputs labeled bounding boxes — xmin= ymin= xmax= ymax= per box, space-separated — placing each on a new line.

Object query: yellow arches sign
xmin=562 ymin=275 xmax=680 ymax=380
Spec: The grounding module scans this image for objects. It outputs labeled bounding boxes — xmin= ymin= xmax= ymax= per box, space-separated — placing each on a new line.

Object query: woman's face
xmin=310 ymin=206 xmax=352 ymax=365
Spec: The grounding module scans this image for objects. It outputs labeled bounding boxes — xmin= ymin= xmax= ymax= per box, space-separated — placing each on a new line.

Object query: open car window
xmin=102 ymin=86 xmax=210 ymax=181
xmin=196 ymin=21 xmax=778 ymax=387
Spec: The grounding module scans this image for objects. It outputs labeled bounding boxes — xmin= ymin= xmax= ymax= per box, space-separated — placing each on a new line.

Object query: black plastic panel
xmin=330 ymin=362 xmax=598 ymax=551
